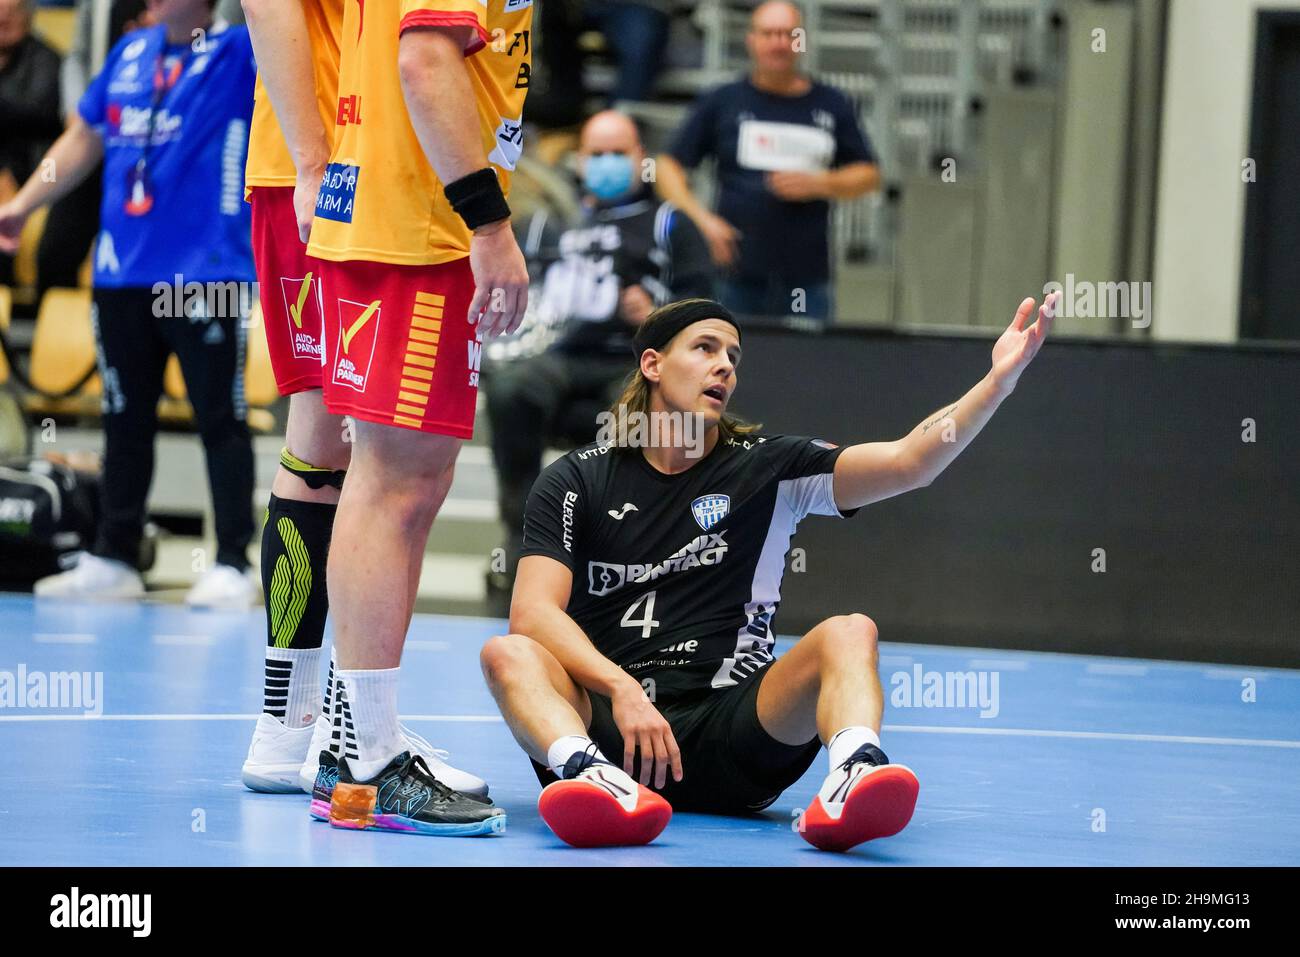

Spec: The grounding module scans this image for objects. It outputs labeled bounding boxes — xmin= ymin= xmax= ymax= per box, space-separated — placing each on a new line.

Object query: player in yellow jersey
xmin=238 ymin=0 xmax=494 ymax=817
xmin=248 ymin=0 xmax=532 ymax=836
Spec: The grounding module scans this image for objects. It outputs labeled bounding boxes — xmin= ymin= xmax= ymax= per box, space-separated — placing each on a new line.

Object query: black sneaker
xmin=308 ymin=750 xmax=338 ymax=822
xmin=328 ymin=751 xmax=507 ymax=836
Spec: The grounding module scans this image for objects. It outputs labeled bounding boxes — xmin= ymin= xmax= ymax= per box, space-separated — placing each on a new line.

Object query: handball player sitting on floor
xmin=481 ymin=293 xmax=1055 ymax=850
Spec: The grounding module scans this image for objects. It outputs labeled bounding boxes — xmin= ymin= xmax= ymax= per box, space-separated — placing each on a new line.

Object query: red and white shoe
xmin=797 ymin=744 xmax=919 ymax=852
xmin=538 ymin=750 xmax=672 ymax=848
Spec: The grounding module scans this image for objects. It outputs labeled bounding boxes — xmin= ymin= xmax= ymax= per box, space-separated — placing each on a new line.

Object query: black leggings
xmin=90 ymin=285 xmax=254 ymax=571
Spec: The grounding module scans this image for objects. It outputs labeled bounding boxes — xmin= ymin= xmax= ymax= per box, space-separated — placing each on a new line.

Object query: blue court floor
xmin=1 ymin=594 xmax=1297 ymax=866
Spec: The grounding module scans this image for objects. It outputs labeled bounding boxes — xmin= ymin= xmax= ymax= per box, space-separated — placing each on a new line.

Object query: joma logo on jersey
xmin=691 ymin=494 xmax=730 ymax=531
xmin=336 ymin=94 xmax=362 ymax=126
xmin=587 ymin=532 xmax=729 ymax=596
xmin=331 ymin=298 xmax=381 ymax=393
xmin=280 ymin=273 xmax=323 ymax=359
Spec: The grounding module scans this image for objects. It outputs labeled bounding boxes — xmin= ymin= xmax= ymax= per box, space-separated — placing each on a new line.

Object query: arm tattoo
xmin=921 ymin=403 xmax=959 ymax=434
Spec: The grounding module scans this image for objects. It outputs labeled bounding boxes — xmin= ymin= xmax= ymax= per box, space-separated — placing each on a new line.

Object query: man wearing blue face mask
xmin=483 ymin=110 xmax=714 ymax=604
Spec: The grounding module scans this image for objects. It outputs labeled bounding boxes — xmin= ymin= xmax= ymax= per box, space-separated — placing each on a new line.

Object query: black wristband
xmin=443 ymin=167 xmax=511 ymax=231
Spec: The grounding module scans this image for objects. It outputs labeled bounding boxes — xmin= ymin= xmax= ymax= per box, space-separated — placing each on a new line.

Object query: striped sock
xmin=263 ymin=646 xmax=321 ymax=728
xmin=332 ymin=672 xmax=360 ymax=762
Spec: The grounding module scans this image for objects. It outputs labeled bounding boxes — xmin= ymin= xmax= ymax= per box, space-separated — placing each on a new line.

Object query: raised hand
xmin=991 ymin=292 xmax=1057 ymax=393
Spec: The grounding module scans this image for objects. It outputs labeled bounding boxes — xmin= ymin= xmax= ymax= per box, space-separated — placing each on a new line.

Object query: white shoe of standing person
xmin=33 ymin=552 xmax=145 ymax=600
xmin=186 ymin=563 xmax=258 ymax=610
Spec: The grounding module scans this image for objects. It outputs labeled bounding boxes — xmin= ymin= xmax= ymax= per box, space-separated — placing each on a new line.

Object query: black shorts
xmin=530 ymin=664 xmax=822 ymax=815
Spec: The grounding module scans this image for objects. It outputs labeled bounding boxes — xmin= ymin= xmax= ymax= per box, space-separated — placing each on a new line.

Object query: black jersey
xmin=519 ymin=433 xmax=860 ymax=699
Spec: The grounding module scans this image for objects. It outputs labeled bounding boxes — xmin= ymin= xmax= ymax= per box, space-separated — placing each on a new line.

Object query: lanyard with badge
xmin=123 ymin=43 xmax=194 ymax=216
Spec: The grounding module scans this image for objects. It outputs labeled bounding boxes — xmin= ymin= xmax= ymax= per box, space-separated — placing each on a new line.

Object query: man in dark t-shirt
xmin=480 ymin=291 xmax=1057 ymax=851
xmin=655 ymin=1 xmax=879 ymax=323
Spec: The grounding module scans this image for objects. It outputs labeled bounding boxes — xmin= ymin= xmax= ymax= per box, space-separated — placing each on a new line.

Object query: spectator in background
xmin=0 ymin=0 xmax=62 ymax=286
xmin=531 ymin=0 xmax=671 ymax=127
xmin=655 ymin=0 xmax=880 ymax=324
xmin=38 ymin=0 xmax=231 ymax=295
xmin=0 ymin=0 xmax=259 ymax=607
xmin=36 ymin=0 xmax=152 ymax=297
xmin=484 ymin=110 xmax=713 ymax=602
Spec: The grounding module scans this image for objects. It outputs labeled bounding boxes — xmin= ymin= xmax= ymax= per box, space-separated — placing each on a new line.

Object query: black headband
xmin=632 ymin=299 xmax=742 ymax=358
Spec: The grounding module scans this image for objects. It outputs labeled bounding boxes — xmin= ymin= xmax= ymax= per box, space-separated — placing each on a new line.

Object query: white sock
xmin=827 ymin=726 xmax=881 ymax=772
xmin=338 ymin=668 xmax=405 ymax=779
xmin=320 ymin=648 xmax=336 ymax=731
xmin=547 ymin=735 xmax=603 ymax=779
xmin=264 ymin=646 xmax=322 ymax=729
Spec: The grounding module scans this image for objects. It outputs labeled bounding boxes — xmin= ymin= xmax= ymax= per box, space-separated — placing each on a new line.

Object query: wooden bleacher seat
xmin=24 ymin=287 xmax=100 ymax=418
xmin=11 ymin=206 xmax=49 ymax=307
xmin=0 ymin=285 xmax=11 ymax=385
xmin=32 ymin=8 xmax=77 ymax=55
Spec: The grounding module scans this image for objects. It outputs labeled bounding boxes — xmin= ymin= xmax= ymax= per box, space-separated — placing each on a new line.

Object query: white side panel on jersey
xmin=710 ymin=479 xmax=809 ymax=688
xmin=782 ymin=470 xmax=840 ymax=519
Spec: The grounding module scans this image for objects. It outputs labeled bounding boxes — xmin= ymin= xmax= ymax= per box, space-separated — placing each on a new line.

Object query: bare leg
xmin=328 ymin=419 xmax=461 ymax=669
xmin=755 ymin=613 xmax=883 ymax=747
xmin=480 ymin=634 xmax=592 ymax=764
xmin=271 ymin=391 xmax=351 ymax=503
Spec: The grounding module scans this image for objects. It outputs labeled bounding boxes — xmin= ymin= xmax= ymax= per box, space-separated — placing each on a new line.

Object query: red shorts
xmin=250 ymin=186 xmax=327 ymax=395
xmin=316 ymin=254 xmax=481 ymax=438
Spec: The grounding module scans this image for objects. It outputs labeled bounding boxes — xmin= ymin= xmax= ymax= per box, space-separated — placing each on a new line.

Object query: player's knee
xmin=822 ymin=613 xmax=879 ymax=666
xmin=480 ymin=633 xmax=541 ymax=688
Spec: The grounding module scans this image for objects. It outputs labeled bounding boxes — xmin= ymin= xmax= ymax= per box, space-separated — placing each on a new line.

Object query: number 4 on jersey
xmin=620 ymin=590 xmax=660 ymax=638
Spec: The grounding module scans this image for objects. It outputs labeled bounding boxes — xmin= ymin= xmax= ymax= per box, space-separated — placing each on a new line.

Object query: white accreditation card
xmin=737 ymin=120 xmax=835 ymax=172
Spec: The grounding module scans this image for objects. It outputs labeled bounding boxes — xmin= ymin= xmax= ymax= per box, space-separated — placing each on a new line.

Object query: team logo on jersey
xmin=280 ymin=273 xmax=324 ymax=360
xmin=331 ymin=298 xmax=381 ymax=393
xmin=316 ymin=163 xmax=358 ymax=223
xmin=690 ymin=494 xmax=730 ymax=531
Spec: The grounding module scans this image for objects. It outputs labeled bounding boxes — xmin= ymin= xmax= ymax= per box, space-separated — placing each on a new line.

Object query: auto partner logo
xmin=690 ymin=493 xmax=729 ymax=531
xmin=587 ymin=531 xmax=729 ymax=597
xmin=331 ymin=298 xmax=381 ymax=393
xmin=281 ymin=271 xmax=324 ymax=359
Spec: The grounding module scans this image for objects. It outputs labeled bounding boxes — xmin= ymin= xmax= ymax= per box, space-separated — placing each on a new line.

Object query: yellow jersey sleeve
xmin=398 ymin=0 xmax=491 ymax=56
xmin=244 ymin=0 xmax=345 ymax=193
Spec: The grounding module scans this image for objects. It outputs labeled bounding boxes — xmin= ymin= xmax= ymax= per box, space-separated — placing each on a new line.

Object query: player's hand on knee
xmin=612 ymin=681 xmax=683 ymax=788
xmin=467 ymin=220 xmax=529 ymax=339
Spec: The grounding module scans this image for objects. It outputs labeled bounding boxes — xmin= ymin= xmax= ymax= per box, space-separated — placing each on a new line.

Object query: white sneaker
xmin=186 ymin=563 xmax=258 ymax=609
xmin=400 ymin=724 xmax=490 ymax=798
xmin=295 ymin=720 xmax=490 ymax=798
xmin=33 ymin=552 xmax=145 ymax=600
xmin=242 ymin=712 xmax=316 ymax=793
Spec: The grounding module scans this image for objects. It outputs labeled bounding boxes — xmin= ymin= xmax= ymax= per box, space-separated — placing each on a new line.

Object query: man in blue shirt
xmin=0 ymin=0 xmax=259 ymax=607
xmin=655 ymin=0 xmax=880 ymax=324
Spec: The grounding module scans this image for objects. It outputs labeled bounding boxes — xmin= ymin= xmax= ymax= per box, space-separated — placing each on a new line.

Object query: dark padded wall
xmin=733 ymin=326 xmax=1299 ymax=668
